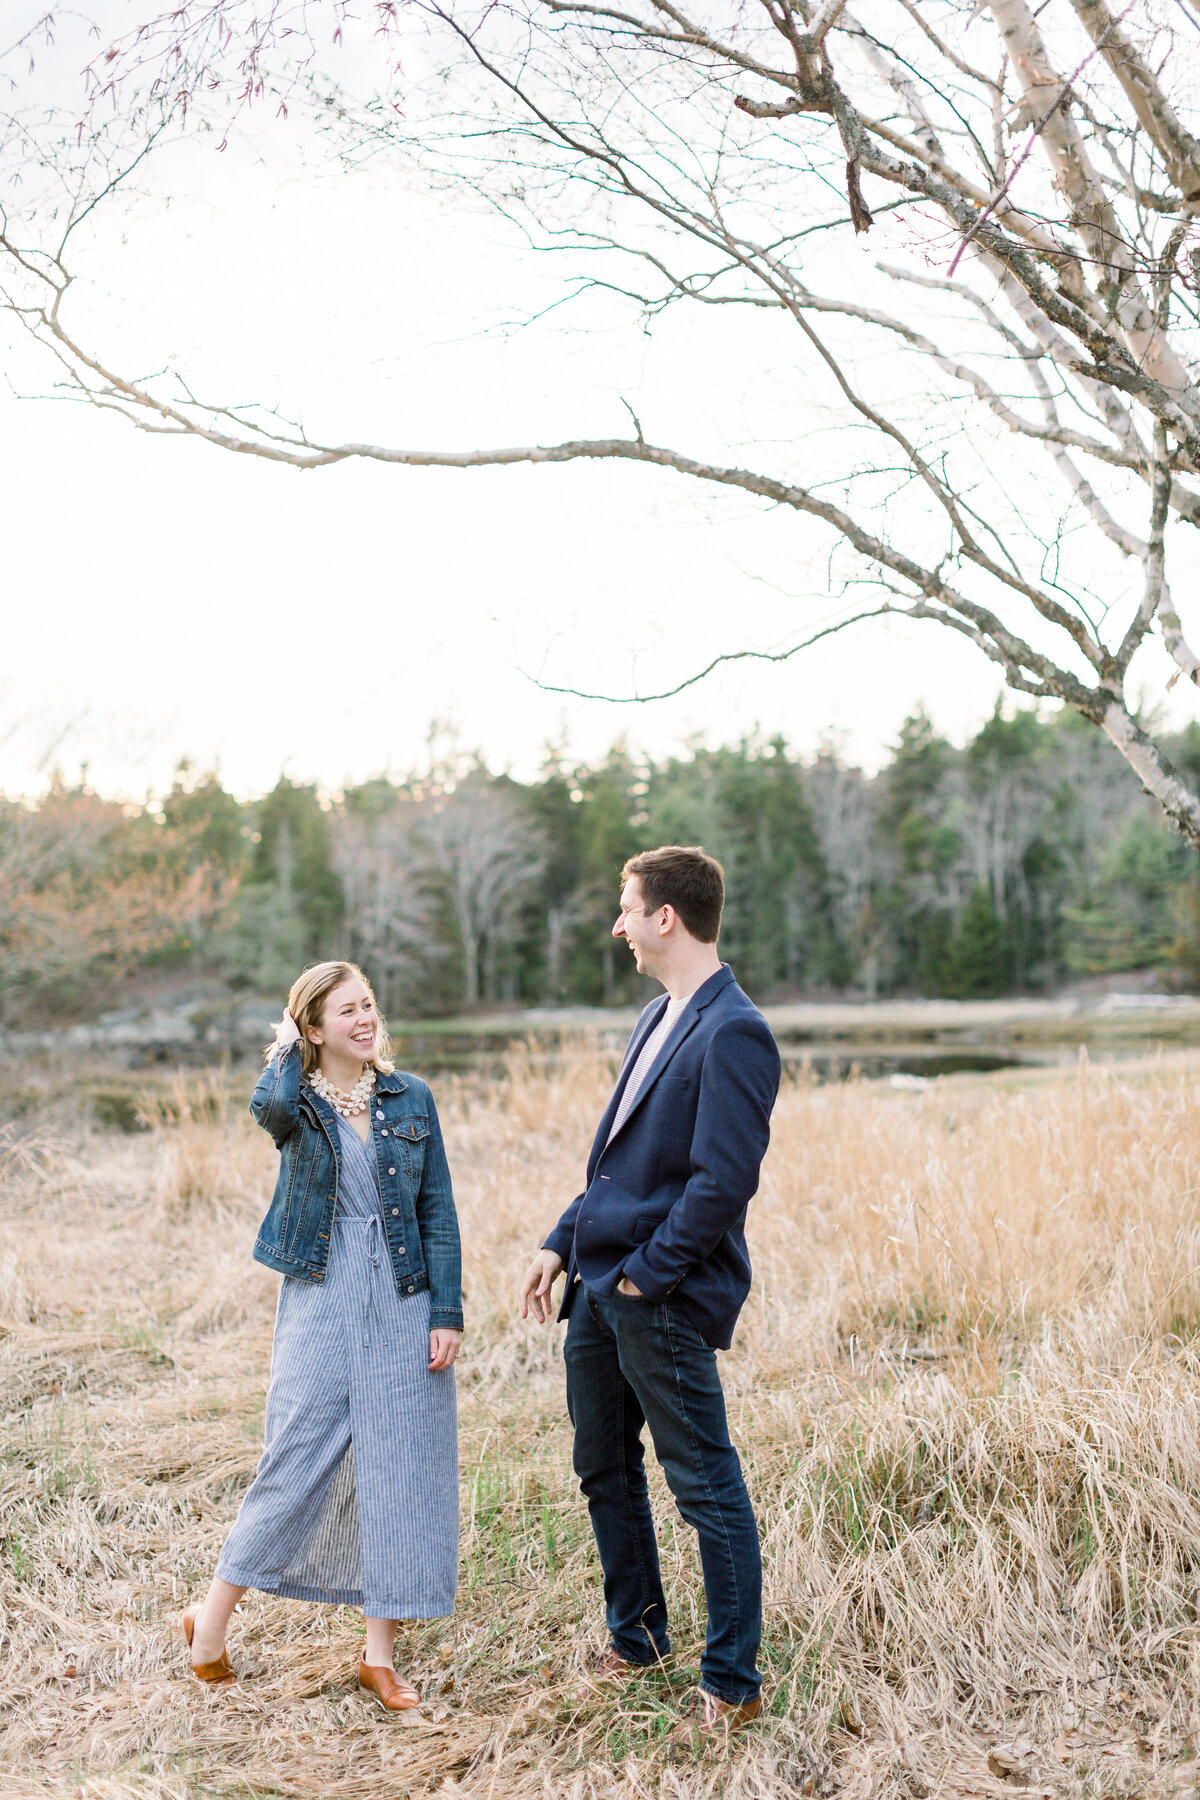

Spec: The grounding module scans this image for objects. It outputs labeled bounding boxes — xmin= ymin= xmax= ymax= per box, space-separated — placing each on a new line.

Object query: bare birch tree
xmin=420 ymin=779 xmax=548 ymax=1007
xmin=332 ymin=802 xmax=445 ymax=1013
xmin=807 ymin=750 xmax=885 ymax=992
xmin=8 ymin=1 xmax=1200 ymax=838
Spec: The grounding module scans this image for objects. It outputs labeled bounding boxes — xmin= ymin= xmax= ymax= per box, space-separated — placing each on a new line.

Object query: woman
xmin=182 ymin=960 xmax=462 ymax=1711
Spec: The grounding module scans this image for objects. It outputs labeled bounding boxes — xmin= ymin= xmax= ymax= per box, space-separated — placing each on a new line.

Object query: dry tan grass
xmin=5 ymin=1045 xmax=1200 ymax=1798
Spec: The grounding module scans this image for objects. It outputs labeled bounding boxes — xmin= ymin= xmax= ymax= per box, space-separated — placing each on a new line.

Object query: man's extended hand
xmin=519 ymin=1249 xmax=565 ymax=1323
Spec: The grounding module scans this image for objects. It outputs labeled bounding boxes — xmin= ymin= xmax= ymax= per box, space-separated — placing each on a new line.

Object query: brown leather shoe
xmin=182 ymin=1608 xmax=235 ymax=1685
xmin=573 ymin=1645 xmax=666 ymax=1703
xmin=667 ymin=1689 xmax=762 ymax=1750
xmin=358 ymin=1658 xmax=421 ymax=1712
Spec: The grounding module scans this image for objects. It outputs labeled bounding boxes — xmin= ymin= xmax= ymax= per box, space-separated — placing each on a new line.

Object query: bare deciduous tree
xmin=420 ymin=779 xmax=548 ymax=1007
xmin=332 ymin=802 xmax=445 ymax=1013
xmin=7 ymin=2 xmax=1200 ymax=837
xmin=807 ymin=749 xmax=884 ymax=991
xmin=0 ymin=785 xmax=222 ymax=1012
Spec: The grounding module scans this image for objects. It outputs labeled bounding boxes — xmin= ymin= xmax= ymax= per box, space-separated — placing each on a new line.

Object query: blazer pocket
xmin=634 ymin=1213 xmax=667 ymax=1241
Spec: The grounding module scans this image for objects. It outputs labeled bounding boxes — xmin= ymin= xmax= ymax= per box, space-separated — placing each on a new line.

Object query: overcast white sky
xmin=1 ymin=2 xmax=1191 ymax=802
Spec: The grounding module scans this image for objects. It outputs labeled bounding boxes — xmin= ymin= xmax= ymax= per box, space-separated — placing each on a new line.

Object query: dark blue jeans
xmin=563 ymin=1286 xmax=762 ymax=1705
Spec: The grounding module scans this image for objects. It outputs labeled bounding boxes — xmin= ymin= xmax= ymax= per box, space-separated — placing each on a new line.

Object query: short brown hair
xmin=621 ymin=845 xmax=725 ymax=944
xmin=265 ymin=960 xmax=395 ymax=1076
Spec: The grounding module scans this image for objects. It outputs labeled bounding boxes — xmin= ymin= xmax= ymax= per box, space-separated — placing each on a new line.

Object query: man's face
xmin=612 ymin=876 xmax=665 ymax=976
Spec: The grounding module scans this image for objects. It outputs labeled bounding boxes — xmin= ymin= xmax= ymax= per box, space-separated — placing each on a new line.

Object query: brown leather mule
xmin=182 ymin=1608 xmax=235 ymax=1685
xmin=358 ymin=1658 xmax=421 ymax=1712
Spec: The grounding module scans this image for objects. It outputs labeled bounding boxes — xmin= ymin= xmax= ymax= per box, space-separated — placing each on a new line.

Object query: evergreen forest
xmin=14 ymin=707 xmax=1200 ymax=1021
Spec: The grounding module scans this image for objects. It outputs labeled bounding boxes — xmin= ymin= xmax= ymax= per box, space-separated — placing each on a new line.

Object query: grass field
xmin=5 ymin=1045 xmax=1200 ymax=1799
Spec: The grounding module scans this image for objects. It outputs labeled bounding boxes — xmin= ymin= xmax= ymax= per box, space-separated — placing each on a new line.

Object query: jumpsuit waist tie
xmin=333 ymin=1211 xmax=390 ymax=1351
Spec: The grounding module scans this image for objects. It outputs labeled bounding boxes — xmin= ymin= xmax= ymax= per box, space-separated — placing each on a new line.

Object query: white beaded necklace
xmin=309 ymin=1064 xmax=377 ymax=1117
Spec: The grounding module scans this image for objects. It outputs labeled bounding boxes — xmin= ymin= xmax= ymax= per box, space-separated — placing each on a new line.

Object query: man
xmin=519 ymin=845 xmax=781 ymax=1745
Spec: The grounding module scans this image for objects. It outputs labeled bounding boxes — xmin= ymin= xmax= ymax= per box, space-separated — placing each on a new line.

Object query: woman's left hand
xmin=429 ymin=1329 xmax=462 ymax=1371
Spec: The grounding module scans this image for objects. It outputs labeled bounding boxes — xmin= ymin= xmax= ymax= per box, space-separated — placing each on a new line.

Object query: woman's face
xmin=309 ymin=976 xmax=378 ymax=1064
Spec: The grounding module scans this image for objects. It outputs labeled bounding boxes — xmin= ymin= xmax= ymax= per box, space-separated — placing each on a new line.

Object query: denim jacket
xmin=249 ymin=1043 xmax=464 ymax=1332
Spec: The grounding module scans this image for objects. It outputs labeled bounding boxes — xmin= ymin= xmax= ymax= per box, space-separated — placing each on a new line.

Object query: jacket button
xmin=406 ymin=1286 xmax=414 ymax=1294
xmin=398 ymin=1246 xmax=406 ymax=1255
xmin=380 ymin=1128 xmax=388 ymax=1137
xmin=376 ymin=1110 xmax=384 ymax=1119
xmin=391 ymin=1207 xmax=400 ymax=1217
xmin=388 ymin=1167 xmax=396 ymax=1176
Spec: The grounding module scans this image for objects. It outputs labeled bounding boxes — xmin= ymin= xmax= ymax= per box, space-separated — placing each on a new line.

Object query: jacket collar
xmin=690 ymin=962 xmax=735 ymax=1011
xmin=618 ymin=962 xmax=733 ymax=1063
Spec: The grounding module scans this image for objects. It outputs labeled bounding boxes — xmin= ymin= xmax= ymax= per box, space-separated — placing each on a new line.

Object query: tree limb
xmin=533 ymin=604 xmax=891 ymax=700
xmin=1068 ymin=0 xmax=1200 ymax=204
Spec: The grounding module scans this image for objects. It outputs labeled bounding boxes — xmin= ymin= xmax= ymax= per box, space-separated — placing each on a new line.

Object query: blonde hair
xmin=267 ymin=960 xmax=395 ymax=1076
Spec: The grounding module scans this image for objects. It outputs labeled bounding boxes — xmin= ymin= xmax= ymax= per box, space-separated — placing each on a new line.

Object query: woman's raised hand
xmin=273 ymin=1008 xmax=302 ymax=1053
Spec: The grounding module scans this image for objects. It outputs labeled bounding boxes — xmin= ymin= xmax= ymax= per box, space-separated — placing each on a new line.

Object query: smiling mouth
xmin=351 ymin=1031 xmax=374 ymax=1045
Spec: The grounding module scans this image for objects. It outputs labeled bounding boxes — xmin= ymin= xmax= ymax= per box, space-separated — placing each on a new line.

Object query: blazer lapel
xmin=585 ymin=995 xmax=669 ymax=1176
xmin=597 ymin=964 xmax=737 ymax=1153
xmin=620 ymin=996 xmax=669 ymax=1074
xmin=598 ymin=1004 xmax=701 ymax=1152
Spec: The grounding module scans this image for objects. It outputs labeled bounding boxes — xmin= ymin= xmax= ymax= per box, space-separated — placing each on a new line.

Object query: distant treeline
xmin=11 ymin=708 xmax=1200 ymax=1019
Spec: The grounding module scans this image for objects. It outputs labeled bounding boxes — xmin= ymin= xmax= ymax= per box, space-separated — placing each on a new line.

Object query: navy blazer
xmin=543 ymin=964 xmax=781 ymax=1350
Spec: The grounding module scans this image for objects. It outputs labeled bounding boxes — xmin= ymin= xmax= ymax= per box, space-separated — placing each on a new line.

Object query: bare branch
xmin=990 ymin=0 xmax=1200 ymax=416
xmin=1116 ymin=419 xmax=1171 ymax=669
xmin=809 ymin=0 xmax=849 ymax=48
xmin=1069 ymin=0 xmax=1200 ymax=204
xmin=533 ymin=604 xmax=891 ymax=700
xmin=891 ymin=0 xmax=1001 ymax=90
xmin=9 ymin=0 xmax=1200 ymax=845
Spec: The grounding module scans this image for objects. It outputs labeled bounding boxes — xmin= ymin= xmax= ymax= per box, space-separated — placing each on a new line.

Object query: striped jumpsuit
xmin=216 ymin=1114 xmax=459 ymax=1618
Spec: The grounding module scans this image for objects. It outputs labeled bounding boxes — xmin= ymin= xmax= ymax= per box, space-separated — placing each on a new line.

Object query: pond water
xmin=385 ymin=1032 xmax=1064 ymax=1084
xmin=776 ymin=1044 xmax=1039 ymax=1081
xmin=5 ymin=1022 xmax=1170 ymax=1090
